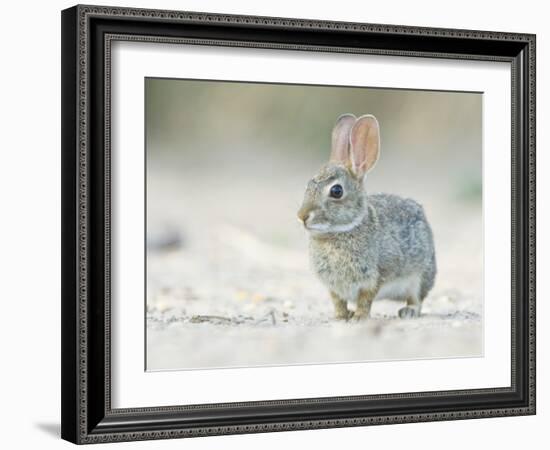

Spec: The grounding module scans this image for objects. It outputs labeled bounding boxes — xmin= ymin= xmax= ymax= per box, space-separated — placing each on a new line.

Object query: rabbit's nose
xmin=297 ymin=206 xmax=312 ymax=224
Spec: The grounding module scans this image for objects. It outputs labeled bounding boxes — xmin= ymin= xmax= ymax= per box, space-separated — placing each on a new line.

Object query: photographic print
xmin=145 ymin=78 xmax=483 ymax=371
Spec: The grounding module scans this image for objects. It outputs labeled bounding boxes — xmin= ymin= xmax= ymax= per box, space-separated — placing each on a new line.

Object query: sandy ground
xmin=146 ymin=164 xmax=483 ymax=370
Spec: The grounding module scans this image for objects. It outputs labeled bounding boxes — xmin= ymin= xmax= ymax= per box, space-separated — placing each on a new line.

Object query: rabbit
xmin=297 ymin=114 xmax=436 ymax=321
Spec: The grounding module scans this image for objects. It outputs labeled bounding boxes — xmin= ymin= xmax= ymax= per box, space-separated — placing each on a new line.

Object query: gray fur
xmin=298 ymin=159 xmax=436 ymax=320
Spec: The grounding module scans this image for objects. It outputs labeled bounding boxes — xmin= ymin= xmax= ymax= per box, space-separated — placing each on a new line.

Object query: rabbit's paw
xmin=351 ymin=310 xmax=370 ymax=322
xmin=334 ymin=309 xmax=353 ymax=321
xmin=398 ymin=306 xmax=420 ymax=319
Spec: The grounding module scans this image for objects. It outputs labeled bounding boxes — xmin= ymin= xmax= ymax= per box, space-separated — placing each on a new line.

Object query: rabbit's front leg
xmin=330 ymin=292 xmax=353 ymax=321
xmin=353 ymin=288 xmax=376 ymax=321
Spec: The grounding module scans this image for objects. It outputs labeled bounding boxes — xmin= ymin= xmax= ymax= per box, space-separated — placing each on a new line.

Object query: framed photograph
xmin=61 ymin=4 xmax=536 ymax=444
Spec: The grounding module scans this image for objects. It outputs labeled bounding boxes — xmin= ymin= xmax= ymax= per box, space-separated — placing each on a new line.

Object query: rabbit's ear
xmin=330 ymin=113 xmax=356 ymax=163
xmin=349 ymin=115 xmax=380 ymax=178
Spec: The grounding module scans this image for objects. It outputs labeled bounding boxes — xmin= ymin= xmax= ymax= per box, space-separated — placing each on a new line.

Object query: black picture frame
xmin=61 ymin=4 xmax=536 ymax=444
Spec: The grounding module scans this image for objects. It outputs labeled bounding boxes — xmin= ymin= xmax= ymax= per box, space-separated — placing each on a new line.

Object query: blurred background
xmin=145 ymin=78 xmax=483 ymax=370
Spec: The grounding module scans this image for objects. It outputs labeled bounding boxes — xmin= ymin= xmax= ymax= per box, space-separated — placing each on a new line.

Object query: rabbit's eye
xmin=329 ymin=184 xmax=344 ymax=199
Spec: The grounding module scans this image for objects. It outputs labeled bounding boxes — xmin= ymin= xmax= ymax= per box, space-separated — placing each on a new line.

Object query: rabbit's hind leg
xmin=398 ymin=267 xmax=435 ymax=319
xmin=398 ymin=296 xmax=422 ymax=319
xmin=380 ymin=273 xmax=422 ymax=319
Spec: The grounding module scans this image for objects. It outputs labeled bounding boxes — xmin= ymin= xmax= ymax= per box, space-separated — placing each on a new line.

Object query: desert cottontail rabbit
xmin=297 ymin=114 xmax=436 ymax=320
